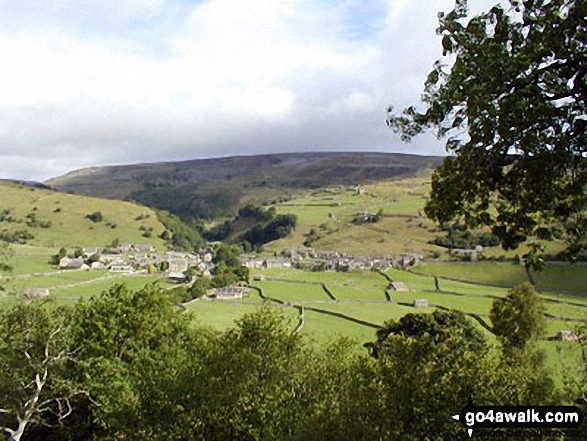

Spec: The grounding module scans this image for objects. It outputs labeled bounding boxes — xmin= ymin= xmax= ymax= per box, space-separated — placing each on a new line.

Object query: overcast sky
xmin=0 ymin=0 xmax=496 ymax=181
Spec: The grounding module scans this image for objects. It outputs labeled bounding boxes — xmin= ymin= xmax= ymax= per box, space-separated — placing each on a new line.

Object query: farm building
xmin=557 ymin=330 xmax=580 ymax=342
xmin=133 ymin=244 xmax=155 ymax=253
xmin=388 ymin=282 xmax=409 ymax=292
xmin=242 ymin=258 xmax=265 ymax=269
xmin=82 ymin=247 xmax=101 ymax=257
xmin=168 ymin=271 xmax=188 ymax=283
xmin=115 ymin=243 xmax=132 ymax=252
xmin=414 ymin=298 xmax=429 ymax=308
xmin=450 ymin=249 xmax=481 ymax=261
xmin=263 ymin=259 xmax=292 ymax=269
xmin=209 ymin=286 xmax=248 ymax=299
xmin=109 ymin=265 xmax=134 ymax=273
xmin=169 ymin=259 xmax=188 ymax=273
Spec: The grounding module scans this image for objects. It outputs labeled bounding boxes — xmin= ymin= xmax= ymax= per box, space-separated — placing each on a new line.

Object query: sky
xmin=0 ymin=0 xmax=496 ymax=181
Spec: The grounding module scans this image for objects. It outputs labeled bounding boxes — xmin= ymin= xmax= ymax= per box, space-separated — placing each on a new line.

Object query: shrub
xmin=85 ymin=212 xmax=103 ymax=223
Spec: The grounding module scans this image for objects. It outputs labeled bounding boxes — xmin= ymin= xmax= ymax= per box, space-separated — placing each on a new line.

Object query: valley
xmin=1 ymin=170 xmax=585 ymax=383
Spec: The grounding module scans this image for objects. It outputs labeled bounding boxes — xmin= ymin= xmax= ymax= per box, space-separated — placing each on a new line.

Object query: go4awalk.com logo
xmin=451 ymin=394 xmax=584 ymax=438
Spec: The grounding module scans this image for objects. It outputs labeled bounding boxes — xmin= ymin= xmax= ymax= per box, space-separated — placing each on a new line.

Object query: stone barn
xmin=413 ymin=298 xmax=429 ymax=308
xmin=387 ymin=282 xmax=409 ymax=292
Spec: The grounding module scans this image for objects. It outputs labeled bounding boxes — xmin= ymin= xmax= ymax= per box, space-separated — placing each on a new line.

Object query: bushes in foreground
xmin=0 ymin=284 xmax=582 ymax=440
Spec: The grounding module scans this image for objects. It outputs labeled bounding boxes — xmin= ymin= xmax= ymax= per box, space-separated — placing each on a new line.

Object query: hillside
xmin=0 ymin=181 xmax=167 ymax=249
xmin=46 ymin=152 xmax=443 ymax=220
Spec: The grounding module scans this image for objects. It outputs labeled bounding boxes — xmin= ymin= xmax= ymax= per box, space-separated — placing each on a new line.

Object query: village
xmin=50 ymin=242 xmax=426 ymax=299
xmin=57 ymin=242 xmax=424 ymax=278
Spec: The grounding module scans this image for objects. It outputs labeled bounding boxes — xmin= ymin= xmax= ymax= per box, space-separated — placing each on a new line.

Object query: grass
xmin=185 ymin=299 xmax=299 ymax=331
xmin=6 ymin=270 xmax=110 ymax=291
xmin=301 ymin=309 xmax=376 ymax=344
xmin=4 ymin=245 xmax=60 ymax=275
xmin=1 ymin=173 xmax=584 ymax=382
xmin=308 ymin=302 xmax=433 ymax=326
xmin=50 ymin=275 xmax=159 ymax=304
xmin=0 ymin=182 xmax=167 ymax=248
xmin=413 ymin=261 xmax=587 ymax=295
xmin=267 ymin=177 xmax=444 ymax=256
xmin=254 ymin=280 xmax=330 ymax=302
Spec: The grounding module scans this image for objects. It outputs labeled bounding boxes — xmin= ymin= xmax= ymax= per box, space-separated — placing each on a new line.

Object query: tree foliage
xmin=0 ymin=302 xmax=82 ymax=441
xmin=490 ymin=282 xmax=546 ymax=351
xmin=211 ymin=243 xmax=249 ymax=288
xmin=156 ymin=210 xmax=205 ymax=251
xmin=388 ymin=0 xmax=587 ymax=259
xmin=0 ymin=285 xmax=576 ymax=439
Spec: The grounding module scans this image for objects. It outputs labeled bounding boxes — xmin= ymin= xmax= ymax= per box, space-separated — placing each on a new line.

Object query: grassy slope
xmin=266 ymin=176 xmax=439 ymax=256
xmin=0 ymin=182 xmax=166 ymax=248
xmin=266 ymin=175 xmax=567 ymax=258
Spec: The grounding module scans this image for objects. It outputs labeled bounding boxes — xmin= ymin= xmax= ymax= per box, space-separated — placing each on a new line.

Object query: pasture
xmin=187 ymin=265 xmax=586 ymax=377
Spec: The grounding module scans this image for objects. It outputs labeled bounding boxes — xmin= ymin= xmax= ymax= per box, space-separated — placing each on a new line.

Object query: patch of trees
xmin=351 ymin=209 xmax=384 ymax=225
xmin=431 ymin=222 xmax=500 ymax=249
xmin=0 ymin=242 xmax=13 ymax=275
xmin=139 ymin=225 xmax=153 ymax=237
xmin=1 ymin=283 xmax=583 ymax=440
xmin=203 ymin=220 xmax=232 ymax=242
xmin=241 ymin=213 xmax=297 ymax=249
xmin=236 ymin=203 xmax=275 ymax=221
xmin=130 ymin=185 xmax=242 ymax=220
xmin=25 ymin=213 xmax=51 ymax=229
xmin=303 ymin=228 xmax=322 ymax=247
xmin=0 ymin=209 xmax=17 ymax=223
xmin=204 ymin=204 xmax=274 ymax=242
xmin=210 ymin=243 xmax=249 ymax=288
xmin=156 ymin=211 xmax=205 ymax=252
xmin=205 ymin=205 xmax=297 ymax=249
xmin=50 ymin=247 xmax=67 ymax=265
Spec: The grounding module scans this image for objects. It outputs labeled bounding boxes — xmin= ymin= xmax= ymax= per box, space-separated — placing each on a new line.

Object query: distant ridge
xmin=0 ymin=179 xmax=52 ymax=190
xmin=46 ymin=151 xmax=443 ymax=220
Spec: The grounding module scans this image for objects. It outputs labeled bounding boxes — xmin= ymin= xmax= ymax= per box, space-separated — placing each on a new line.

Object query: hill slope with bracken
xmin=46 ymin=152 xmax=443 ymax=220
xmin=0 ymin=181 xmax=167 ymax=249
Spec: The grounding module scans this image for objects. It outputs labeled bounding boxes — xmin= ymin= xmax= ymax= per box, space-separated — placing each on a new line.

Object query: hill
xmin=0 ymin=181 xmax=167 ymax=249
xmin=46 ymin=152 xmax=443 ymax=220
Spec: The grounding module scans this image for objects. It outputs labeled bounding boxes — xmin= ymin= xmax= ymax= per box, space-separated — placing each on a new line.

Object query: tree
xmin=0 ymin=302 xmax=84 ymax=441
xmin=188 ymin=277 xmax=211 ymax=299
xmin=387 ymin=0 xmax=587 ymax=260
xmin=364 ymin=309 xmax=554 ymax=438
xmin=365 ymin=311 xmax=492 ymax=438
xmin=490 ymin=283 xmax=546 ymax=352
xmin=0 ymin=241 xmax=13 ymax=291
xmin=62 ymin=283 xmax=202 ymax=439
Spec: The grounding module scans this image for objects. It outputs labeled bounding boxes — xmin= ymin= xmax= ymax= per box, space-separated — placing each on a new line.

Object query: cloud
xmin=0 ymin=0 xmax=485 ymax=181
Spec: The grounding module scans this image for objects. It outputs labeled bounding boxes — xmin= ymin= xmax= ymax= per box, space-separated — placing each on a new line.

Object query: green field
xmin=186 ymin=299 xmax=298 ymax=331
xmin=182 ymin=265 xmax=586 ymax=383
xmin=413 ymin=261 xmax=587 ymax=295
xmin=183 ymin=267 xmax=587 ymax=351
